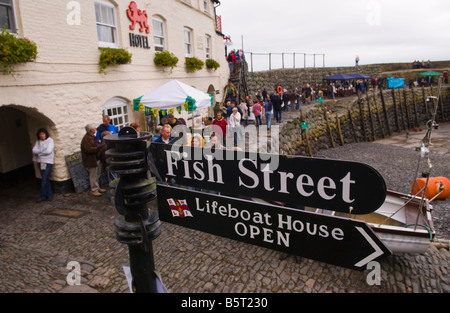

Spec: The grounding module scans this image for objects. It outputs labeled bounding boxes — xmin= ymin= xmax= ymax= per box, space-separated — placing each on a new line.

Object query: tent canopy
xmin=351 ymin=73 xmax=371 ymax=79
xmin=323 ymin=73 xmax=371 ymax=80
xmin=417 ymin=71 xmax=442 ymax=77
xmin=387 ymin=77 xmax=405 ymax=89
xmin=139 ymin=80 xmax=213 ymax=110
xmin=323 ymin=73 xmax=355 ymax=81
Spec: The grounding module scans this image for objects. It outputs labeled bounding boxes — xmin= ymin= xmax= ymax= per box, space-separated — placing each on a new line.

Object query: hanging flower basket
xmin=205 ymin=58 xmax=220 ymax=71
xmin=0 ymin=29 xmax=37 ymax=74
xmin=98 ymin=47 xmax=132 ymax=74
xmin=185 ymin=57 xmax=204 ymax=72
xmin=153 ymin=50 xmax=179 ymax=73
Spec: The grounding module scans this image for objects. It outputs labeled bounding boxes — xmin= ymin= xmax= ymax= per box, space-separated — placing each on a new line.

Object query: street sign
xmin=301 ymin=122 xmax=309 ymax=129
xmin=157 ymin=185 xmax=392 ymax=270
xmin=150 ymin=143 xmax=387 ymax=214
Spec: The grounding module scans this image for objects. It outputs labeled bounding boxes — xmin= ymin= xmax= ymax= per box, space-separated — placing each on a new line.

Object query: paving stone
xmin=1 ymin=139 xmax=449 ymax=293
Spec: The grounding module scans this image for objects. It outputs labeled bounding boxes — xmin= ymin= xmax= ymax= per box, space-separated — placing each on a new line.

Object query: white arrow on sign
xmin=354 ymin=226 xmax=385 ymax=268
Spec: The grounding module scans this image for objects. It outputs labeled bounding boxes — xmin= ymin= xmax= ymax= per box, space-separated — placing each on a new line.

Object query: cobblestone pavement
xmin=0 ymin=118 xmax=449 ymax=294
xmin=0 ymin=174 xmax=448 ymax=294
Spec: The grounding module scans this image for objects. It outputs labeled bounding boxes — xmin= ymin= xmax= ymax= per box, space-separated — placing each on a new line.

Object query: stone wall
xmin=240 ymin=61 xmax=450 ymax=98
xmin=245 ymin=64 xmax=384 ymax=95
xmin=279 ymin=86 xmax=450 ymax=156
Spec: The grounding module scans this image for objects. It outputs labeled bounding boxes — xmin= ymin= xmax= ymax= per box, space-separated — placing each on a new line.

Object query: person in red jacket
xmin=212 ymin=111 xmax=228 ymax=146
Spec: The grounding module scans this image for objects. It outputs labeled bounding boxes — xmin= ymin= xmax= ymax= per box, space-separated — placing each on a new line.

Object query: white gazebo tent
xmin=140 ymin=79 xmax=212 ymax=111
xmin=138 ymin=80 xmax=213 ymax=139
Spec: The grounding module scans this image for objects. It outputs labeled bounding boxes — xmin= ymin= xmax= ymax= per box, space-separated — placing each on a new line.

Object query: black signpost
xmin=150 ymin=143 xmax=387 ymax=214
xmin=157 ymin=185 xmax=392 ymax=270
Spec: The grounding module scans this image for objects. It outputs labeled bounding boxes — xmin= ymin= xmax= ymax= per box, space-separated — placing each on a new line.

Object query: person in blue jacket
xmin=96 ymin=115 xmax=118 ymax=140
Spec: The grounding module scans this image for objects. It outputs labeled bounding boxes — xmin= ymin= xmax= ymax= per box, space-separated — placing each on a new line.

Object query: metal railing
xmin=246 ymin=52 xmax=326 ymax=72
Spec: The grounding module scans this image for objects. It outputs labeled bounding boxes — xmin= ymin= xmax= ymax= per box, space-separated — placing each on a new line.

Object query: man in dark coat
xmin=270 ymin=92 xmax=283 ymax=123
xmin=81 ymin=124 xmax=105 ymax=196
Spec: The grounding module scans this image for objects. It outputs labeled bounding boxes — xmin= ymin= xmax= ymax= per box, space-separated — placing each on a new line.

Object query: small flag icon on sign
xmin=167 ymin=198 xmax=193 ymax=218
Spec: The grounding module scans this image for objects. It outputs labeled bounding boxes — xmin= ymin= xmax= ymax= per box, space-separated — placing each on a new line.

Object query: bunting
xmin=133 ymin=94 xmax=213 ymax=117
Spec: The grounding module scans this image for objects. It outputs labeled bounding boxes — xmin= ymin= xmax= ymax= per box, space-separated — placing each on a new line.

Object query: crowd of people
xmin=412 ymin=60 xmax=431 ymax=69
xmin=226 ymin=49 xmax=245 ymax=74
xmin=29 ymin=76 xmax=378 ymax=201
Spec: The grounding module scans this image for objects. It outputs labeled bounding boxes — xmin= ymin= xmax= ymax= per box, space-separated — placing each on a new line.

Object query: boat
xmin=311 ymin=79 xmax=448 ymax=254
xmin=311 ymin=190 xmax=435 ymax=254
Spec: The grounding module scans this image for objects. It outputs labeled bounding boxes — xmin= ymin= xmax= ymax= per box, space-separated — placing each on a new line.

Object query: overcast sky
xmin=216 ymin=0 xmax=450 ymax=71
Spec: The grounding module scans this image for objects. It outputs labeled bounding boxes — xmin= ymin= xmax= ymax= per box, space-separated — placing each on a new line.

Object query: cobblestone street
xmin=0 ymin=171 xmax=448 ymax=294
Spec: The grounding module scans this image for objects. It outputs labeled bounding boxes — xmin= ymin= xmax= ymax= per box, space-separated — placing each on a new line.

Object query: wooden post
xmin=357 ymin=92 xmax=368 ymax=141
xmin=372 ymin=90 xmax=384 ymax=138
xmin=324 ymin=109 xmax=335 ymax=148
xmin=391 ymin=88 xmax=400 ymax=132
xmin=379 ymin=87 xmax=391 ymax=136
xmin=302 ymin=128 xmax=312 ymax=157
xmin=422 ymin=86 xmax=429 ymax=117
xmin=365 ymin=91 xmax=376 ymax=140
xmin=335 ymin=111 xmax=344 ymax=145
xmin=348 ymin=109 xmax=358 ymax=143
xmin=440 ymin=93 xmax=445 ymax=121
xmin=269 ymin=53 xmax=272 ymax=71
xmin=438 ymin=78 xmax=445 ymax=121
xmin=397 ymin=88 xmax=406 ymax=130
xmin=403 ymin=87 xmax=412 ymax=129
xmin=411 ymin=88 xmax=419 ymax=127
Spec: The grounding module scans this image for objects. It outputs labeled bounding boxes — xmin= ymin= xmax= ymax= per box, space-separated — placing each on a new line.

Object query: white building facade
xmin=0 ymin=0 xmax=228 ymax=186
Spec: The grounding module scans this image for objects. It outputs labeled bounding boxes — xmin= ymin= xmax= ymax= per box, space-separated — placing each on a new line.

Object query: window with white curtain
xmin=205 ymin=34 xmax=211 ymax=59
xmin=95 ymin=0 xmax=118 ymax=48
xmin=184 ymin=27 xmax=192 ymax=57
xmin=0 ymin=0 xmax=16 ymax=33
xmin=152 ymin=17 xmax=165 ymax=52
xmin=203 ymin=0 xmax=209 ymax=13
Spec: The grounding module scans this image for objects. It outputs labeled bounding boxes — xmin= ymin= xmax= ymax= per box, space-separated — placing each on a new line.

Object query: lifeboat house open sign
xmin=151 ymin=144 xmax=392 ymax=270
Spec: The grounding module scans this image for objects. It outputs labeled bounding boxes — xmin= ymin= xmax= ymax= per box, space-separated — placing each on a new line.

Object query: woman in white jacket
xmin=229 ymin=107 xmax=241 ymax=147
xmin=32 ymin=128 xmax=54 ymax=202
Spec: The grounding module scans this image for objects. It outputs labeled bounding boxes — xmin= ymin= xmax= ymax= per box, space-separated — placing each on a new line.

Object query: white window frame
xmin=205 ymin=34 xmax=211 ymax=59
xmin=184 ymin=27 xmax=193 ymax=57
xmin=203 ymin=0 xmax=209 ymax=13
xmin=102 ymin=97 xmax=129 ymax=130
xmin=152 ymin=16 xmax=166 ymax=52
xmin=95 ymin=0 xmax=119 ymax=48
xmin=0 ymin=0 xmax=17 ymax=33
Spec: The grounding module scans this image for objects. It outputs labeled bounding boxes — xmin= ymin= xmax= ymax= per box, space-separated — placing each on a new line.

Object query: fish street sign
xmin=157 ymin=185 xmax=392 ymax=270
xmin=150 ymin=143 xmax=387 ymax=215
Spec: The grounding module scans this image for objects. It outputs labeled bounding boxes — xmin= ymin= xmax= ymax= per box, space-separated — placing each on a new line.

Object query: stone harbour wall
xmin=279 ymin=86 xmax=450 ymax=156
xmin=246 ymin=65 xmax=384 ymax=94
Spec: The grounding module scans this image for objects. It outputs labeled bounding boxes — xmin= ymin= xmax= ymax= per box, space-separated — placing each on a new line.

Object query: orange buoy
xmin=411 ymin=176 xmax=450 ymax=200
xmin=277 ymin=86 xmax=282 ymax=94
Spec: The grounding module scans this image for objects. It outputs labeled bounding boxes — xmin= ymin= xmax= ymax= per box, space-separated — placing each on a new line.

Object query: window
xmin=0 ymin=0 xmax=16 ymax=33
xmin=95 ymin=0 xmax=118 ymax=48
xmin=184 ymin=28 xmax=192 ymax=57
xmin=203 ymin=0 xmax=209 ymax=13
xmin=205 ymin=35 xmax=211 ymax=59
xmin=152 ymin=17 xmax=165 ymax=51
xmin=102 ymin=97 xmax=129 ymax=130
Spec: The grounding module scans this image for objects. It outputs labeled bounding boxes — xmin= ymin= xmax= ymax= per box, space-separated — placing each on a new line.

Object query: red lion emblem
xmin=126 ymin=1 xmax=150 ymax=34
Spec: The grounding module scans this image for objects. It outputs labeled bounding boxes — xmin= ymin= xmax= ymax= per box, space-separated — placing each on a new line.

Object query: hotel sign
xmin=126 ymin=1 xmax=151 ymax=49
